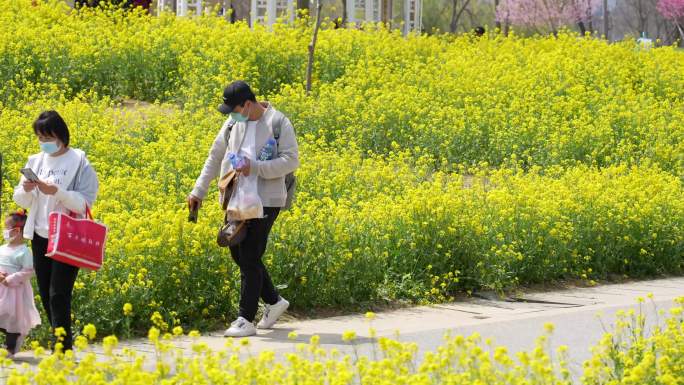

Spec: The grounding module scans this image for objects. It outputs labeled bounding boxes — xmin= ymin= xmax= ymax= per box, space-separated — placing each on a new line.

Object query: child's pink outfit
xmin=0 ymin=244 xmax=41 ymax=338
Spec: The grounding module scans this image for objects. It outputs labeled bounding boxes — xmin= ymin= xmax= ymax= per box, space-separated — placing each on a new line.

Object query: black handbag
xmin=217 ymin=215 xmax=247 ymax=248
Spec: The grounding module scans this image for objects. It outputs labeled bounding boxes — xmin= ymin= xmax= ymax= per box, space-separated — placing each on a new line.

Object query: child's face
xmin=3 ymin=218 xmax=15 ymax=232
xmin=3 ymin=218 xmax=19 ymax=241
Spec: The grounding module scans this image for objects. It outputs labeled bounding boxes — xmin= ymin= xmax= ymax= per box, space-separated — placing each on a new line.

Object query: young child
xmin=0 ymin=209 xmax=41 ymax=357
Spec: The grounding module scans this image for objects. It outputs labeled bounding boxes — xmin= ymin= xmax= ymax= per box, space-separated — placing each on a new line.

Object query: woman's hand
xmin=36 ymin=180 xmax=58 ymax=195
xmin=23 ymin=180 xmax=38 ymax=192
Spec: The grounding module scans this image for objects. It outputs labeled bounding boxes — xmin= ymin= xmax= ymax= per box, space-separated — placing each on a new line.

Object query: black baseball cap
xmin=218 ymin=80 xmax=256 ymax=115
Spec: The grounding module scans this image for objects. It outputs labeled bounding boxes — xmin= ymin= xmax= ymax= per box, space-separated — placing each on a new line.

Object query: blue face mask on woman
xmin=39 ymin=140 xmax=60 ymax=154
xmin=230 ymin=102 xmax=251 ymax=123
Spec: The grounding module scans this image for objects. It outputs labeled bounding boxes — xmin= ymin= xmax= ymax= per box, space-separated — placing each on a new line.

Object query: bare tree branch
xmin=495 ymin=0 xmax=501 ymax=31
xmin=465 ymin=7 xmax=476 ymax=30
xmin=450 ymin=0 xmax=472 ymax=33
xmin=306 ymin=0 xmax=323 ymax=96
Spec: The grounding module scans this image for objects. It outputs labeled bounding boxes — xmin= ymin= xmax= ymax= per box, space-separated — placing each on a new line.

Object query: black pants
xmin=229 ymin=207 xmax=280 ymax=322
xmin=31 ymin=234 xmax=79 ymax=351
xmin=1 ymin=329 xmax=20 ymax=353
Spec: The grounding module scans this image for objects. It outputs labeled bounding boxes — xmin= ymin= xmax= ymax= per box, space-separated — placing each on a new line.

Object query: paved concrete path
xmin=11 ymin=277 xmax=684 ymax=379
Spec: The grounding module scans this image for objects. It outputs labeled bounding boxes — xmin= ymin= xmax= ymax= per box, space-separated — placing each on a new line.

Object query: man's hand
xmin=36 ymin=180 xmax=58 ymax=195
xmin=236 ymin=158 xmax=251 ymax=176
xmin=187 ymin=194 xmax=202 ymax=211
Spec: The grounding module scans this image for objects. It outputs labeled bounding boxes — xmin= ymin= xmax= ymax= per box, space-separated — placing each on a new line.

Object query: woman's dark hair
xmin=8 ymin=209 xmax=28 ymax=231
xmin=33 ymin=110 xmax=70 ymax=147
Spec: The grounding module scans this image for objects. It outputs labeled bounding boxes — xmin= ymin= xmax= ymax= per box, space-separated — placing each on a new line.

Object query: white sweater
xmin=13 ymin=148 xmax=99 ymax=240
xmin=191 ymin=104 xmax=299 ymax=208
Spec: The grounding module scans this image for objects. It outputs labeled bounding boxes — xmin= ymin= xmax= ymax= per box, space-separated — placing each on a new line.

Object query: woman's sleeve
xmin=13 ymin=159 xmax=37 ymax=208
xmin=55 ymin=160 xmax=99 ymax=215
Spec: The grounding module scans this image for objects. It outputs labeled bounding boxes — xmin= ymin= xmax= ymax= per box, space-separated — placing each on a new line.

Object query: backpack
xmin=223 ymin=116 xmax=297 ymax=210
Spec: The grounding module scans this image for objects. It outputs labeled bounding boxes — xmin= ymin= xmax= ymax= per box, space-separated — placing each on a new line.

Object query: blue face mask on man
xmin=230 ymin=102 xmax=251 ymax=123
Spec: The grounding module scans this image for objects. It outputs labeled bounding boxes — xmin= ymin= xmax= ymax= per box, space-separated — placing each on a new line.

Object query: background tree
xmin=657 ymin=0 xmax=684 ymax=42
xmin=496 ymin=0 xmax=601 ymax=35
xmin=450 ymin=0 xmax=473 ymax=32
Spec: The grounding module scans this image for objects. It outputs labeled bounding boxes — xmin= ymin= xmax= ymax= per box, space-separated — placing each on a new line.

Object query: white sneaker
xmin=257 ymin=297 xmax=289 ymax=329
xmin=223 ymin=317 xmax=256 ymax=337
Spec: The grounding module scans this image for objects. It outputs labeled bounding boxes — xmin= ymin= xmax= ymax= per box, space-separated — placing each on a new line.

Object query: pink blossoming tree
xmin=657 ymin=0 xmax=684 ymax=41
xmin=497 ymin=0 xmax=602 ymax=35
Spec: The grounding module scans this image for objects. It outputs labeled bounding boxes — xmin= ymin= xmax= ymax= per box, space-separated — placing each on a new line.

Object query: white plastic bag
xmin=226 ymin=173 xmax=263 ymax=221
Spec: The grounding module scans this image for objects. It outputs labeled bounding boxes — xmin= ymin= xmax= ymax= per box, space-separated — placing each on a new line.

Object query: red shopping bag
xmin=46 ymin=207 xmax=108 ymax=270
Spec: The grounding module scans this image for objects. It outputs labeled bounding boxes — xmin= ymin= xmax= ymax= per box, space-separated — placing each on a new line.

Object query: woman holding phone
xmin=13 ymin=111 xmax=99 ymax=352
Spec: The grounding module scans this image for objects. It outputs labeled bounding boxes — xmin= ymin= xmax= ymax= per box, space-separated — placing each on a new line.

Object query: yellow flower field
xmin=0 ymin=0 xmax=682 ymax=342
xmin=1 ymin=299 xmax=683 ymax=385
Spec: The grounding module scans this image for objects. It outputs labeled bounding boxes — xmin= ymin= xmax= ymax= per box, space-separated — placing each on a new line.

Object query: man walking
xmin=188 ymin=80 xmax=299 ymax=337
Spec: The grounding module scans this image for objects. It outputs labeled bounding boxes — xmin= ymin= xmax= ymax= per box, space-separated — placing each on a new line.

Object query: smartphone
xmin=188 ymin=201 xmax=199 ymax=223
xmin=20 ymin=168 xmax=40 ymax=182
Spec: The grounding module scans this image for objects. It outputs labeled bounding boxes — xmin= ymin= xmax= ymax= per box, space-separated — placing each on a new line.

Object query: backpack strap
xmin=273 ymin=114 xmax=284 ymax=143
xmin=223 ymin=119 xmax=237 ymax=144
xmin=272 ymin=112 xmax=293 ymax=154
